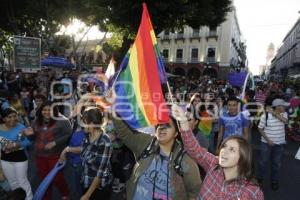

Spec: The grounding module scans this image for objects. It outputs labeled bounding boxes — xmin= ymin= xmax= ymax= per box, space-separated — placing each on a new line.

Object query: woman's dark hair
xmin=189 ymin=93 xmax=201 ymax=105
xmin=35 ymin=101 xmax=59 ymax=126
xmin=81 ymin=106 xmax=104 ymax=126
xmin=2 ymin=107 xmax=18 ymax=118
xmin=219 ymin=136 xmax=256 ymax=183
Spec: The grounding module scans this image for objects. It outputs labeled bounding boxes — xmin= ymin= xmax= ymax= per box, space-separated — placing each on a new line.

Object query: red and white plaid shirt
xmin=181 ymin=130 xmax=264 ymax=200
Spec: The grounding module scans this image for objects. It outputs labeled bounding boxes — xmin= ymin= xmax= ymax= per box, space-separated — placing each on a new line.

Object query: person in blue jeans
xmin=257 ymin=99 xmax=289 ymax=190
xmin=60 ymin=129 xmax=85 ymax=199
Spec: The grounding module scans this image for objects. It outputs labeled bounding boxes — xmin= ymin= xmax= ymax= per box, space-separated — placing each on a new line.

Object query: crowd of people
xmin=0 ymin=68 xmax=299 ymax=200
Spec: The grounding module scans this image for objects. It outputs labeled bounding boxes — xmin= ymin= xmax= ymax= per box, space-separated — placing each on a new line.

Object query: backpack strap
xmin=174 ymin=146 xmax=186 ymax=177
xmin=137 ymin=137 xmax=157 ymax=161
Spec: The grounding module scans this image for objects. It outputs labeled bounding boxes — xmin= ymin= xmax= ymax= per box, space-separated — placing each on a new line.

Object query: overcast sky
xmin=234 ymin=0 xmax=300 ymax=75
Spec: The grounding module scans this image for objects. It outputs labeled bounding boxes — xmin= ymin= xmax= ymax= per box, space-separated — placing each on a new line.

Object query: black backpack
xmin=137 ymin=137 xmax=186 ymax=177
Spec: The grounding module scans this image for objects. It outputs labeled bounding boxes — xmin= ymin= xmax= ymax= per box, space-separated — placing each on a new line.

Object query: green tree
xmin=0 ymin=0 xmax=91 ymax=56
xmin=0 ymin=29 xmax=14 ymax=68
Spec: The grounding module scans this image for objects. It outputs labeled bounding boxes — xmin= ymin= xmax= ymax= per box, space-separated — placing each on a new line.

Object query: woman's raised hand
xmin=171 ymin=104 xmax=190 ymax=131
xmin=171 ymin=104 xmax=188 ymax=122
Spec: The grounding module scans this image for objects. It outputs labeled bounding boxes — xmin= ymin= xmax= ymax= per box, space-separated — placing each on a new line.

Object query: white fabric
xmin=105 ymin=58 xmax=115 ymax=79
xmin=0 ymin=160 xmax=33 ymax=200
xmin=295 ymin=147 xmax=300 ymax=160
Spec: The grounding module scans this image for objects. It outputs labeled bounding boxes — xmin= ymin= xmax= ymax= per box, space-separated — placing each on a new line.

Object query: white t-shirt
xmin=258 ymin=112 xmax=287 ymax=144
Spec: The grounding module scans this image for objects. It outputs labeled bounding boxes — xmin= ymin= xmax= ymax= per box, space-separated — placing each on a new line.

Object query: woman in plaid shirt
xmin=172 ymin=104 xmax=264 ymax=200
xmin=60 ymin=106 xmax=113 ymax=200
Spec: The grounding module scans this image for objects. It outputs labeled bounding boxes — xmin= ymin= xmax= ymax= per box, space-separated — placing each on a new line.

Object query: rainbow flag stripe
xmin=114 ymin=3 xmax=169 ymax=129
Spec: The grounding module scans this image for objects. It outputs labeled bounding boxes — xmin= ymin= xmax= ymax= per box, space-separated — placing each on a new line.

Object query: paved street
xmin=251 ymin=128 xmax=300 ymax=200
xmin=27 ymin=127 xmax=300 ymax=200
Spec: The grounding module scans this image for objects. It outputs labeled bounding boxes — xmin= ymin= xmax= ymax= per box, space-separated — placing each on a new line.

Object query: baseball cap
xmin=272 ymin=99 xmax=290 ymax=107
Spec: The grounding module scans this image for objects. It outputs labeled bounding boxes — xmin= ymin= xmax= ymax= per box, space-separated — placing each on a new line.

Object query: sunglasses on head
xmin=156 ymin=123 xmax=172 ymax=129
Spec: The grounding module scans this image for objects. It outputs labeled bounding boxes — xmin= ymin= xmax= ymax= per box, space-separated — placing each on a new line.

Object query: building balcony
xmin=206 ymin=31 xmax=218 ymax=40
xmin=160 ymin=35 xmax=171 ymax=42
xmin=239 ymin=42 xmax=246 ymax=50
xmin=175 ymin=33 xmax=185 ymax=43
xmin=191 ymin=32 xmax=201 ymax=38
xmin=205 ymin=57 xmax=216 ymax=63
xmin=189 ymin=32 xmax=201 ymax=42
xmin=190 ymin=58 xmax=199 ymax=63
xmin=232 ymin=38 xmax=238 ymax=47
xmin=175 ymin=58 xmax=184 ymax=63
xmin=177 ymin=33 xmax=184 ymax=38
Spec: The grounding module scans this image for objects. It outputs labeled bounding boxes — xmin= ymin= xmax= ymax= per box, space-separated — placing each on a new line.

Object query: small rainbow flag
xmin=197 ymin=111 xmax=213 ymax=139
xmin=114 ymin=3 xmax=169 ymax=129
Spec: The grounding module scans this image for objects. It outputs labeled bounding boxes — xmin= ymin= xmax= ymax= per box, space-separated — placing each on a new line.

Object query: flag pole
xmin=165 ymin=77 xmax=183 ymax=129
xmin=106 ymin=52 xmax=130 ymax=93
xmin=110 ymin=69 xmax=122 ymax=89
xmin=241 ymin=72 xmax=250 ymax=100
xmin=166 ymin=80 xmax=175 ymax=104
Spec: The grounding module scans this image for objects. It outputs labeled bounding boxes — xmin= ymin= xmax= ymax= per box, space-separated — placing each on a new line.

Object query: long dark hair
xmin=219 ymin=136 xmax=257 ymax=184
xmin=35 ymin=101 xmax=59 ymax=127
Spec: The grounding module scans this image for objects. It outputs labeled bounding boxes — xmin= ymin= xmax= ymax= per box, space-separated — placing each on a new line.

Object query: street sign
xmin=13 ymin=36 xmax=41 ymax=72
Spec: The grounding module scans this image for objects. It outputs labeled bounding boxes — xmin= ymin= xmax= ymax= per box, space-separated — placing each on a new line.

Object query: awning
xmin=41 ymin=56 xmax=75 ymax=69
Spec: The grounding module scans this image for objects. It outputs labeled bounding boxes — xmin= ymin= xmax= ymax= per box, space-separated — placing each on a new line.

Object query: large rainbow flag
xmin=114 ymin=3 xmax=169 ymax=129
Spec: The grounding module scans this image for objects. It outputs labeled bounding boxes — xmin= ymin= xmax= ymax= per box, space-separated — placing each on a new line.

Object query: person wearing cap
xmin=257 ymin=98 xmax=289 ymax=191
